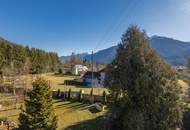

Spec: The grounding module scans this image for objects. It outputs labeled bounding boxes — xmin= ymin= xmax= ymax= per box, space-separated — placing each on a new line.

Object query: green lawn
xmin=0 ymin=74 xmax=108 ymax=130
xmin=41 ymin=74 xmax=107 ymax=95
xmin=2 ymin=73 xmax=107 ymax=95
xmin=54 ymin=100 xmax=108 ymax=130
xmin=0 ymin=100 xmax=108 ymax=130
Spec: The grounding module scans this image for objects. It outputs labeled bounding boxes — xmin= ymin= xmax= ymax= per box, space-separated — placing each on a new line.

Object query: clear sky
xmin=0 ymin=0 xmax=190 ymax=56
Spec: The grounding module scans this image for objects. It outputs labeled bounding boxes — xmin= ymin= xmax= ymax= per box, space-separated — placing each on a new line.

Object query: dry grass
xmin=0 ymin=109 xmax=20 ymax=122
xmin=0 ymin=100 xmax=107 ymax=130
xmin=40 ymin=74 xmax=107 ymax=95
xmin=54 ymin=100 xmax=107 ymax=130
xmin=41 ymin=74 xmax=74 ymax=85
xmin=0 ymin=74 xmax=107 ymax=130
xmin=178 ymin=79 xmax=189 ymax=94
xmin=2 ymin=73 xmax=106 ymax=95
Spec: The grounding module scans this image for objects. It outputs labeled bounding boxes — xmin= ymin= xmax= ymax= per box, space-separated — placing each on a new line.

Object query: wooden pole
xmin=91 ymin=51 xmax=94 ymax=87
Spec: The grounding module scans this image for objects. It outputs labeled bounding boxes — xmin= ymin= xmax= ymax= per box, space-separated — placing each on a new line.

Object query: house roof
xmin=83 ymin=68 xmax=106 ymax=79
xmin=99 ymin=68 xmax=106 ymax=73
xmin=83 ymin=71 xmax=100 ymax=79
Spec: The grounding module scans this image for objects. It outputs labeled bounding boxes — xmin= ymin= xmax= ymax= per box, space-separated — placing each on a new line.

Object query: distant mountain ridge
xmin=83 ymin=46 xmax=117 ymax=64
xmin=150 ymin=36 xmax=190 ymax=65
xmin=60 ymin=36 xmax=190 ymax=66
xmin=60 ymin=53 xmax=89 ymax=63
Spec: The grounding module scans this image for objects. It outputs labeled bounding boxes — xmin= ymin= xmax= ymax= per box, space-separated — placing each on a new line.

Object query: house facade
xmin=75 ymin=65 xmax=88 ymax=75
xmin=83 ymin=69 xmax=105 ymax=87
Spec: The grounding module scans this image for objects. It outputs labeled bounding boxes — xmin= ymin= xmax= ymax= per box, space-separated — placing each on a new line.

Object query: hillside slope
xmin=80 ymin=36 xmax=190 ymax=65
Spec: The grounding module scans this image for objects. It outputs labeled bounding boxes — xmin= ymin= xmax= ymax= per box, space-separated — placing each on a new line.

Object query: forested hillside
xmin=66 ymin=36 xmax=190 ymax=65
xmin=0 ymin=37 xmax=60 ymax=75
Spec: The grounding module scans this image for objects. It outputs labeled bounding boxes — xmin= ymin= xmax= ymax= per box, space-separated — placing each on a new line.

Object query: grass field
xmin=41 ymin=74 xmax=107 ymax=95
xmin=0 ymin=100 xmax=108 ymax=130
xmin=178 ymin=79 xmax=189 ymax=92
xmin=1 ymin=74 xmax=188 ymax=130
xmin=0 ymin=74 xmax=108 ymax=130
xmin=3 ymin=73 xmax=107 ymax=95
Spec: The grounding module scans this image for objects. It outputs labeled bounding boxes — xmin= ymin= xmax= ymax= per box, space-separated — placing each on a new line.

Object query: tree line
xmin=0 ymin=38 xmax=60 ymax=75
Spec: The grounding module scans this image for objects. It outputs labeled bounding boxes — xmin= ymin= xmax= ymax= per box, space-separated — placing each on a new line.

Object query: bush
xmin=78 ymin=89 xmax=83 ymax=101
xmin=90 ymin=89 xmax=93 ymax=96
xmin=58 ymin=68 xmax=63 ymax=74
xmin=90 ymin=89 xmax=94 ymax=104
xmin=102 ymin=91 xmax=107 ymax=104
xmin=67 ymin=88 xmax=71 ymax=101
xmin=57 ymin=89 xmax=61 ymax=99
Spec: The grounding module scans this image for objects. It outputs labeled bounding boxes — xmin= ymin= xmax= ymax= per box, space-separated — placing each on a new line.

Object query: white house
xmin=174 ymin=66 xmax=186 ymax=71
xmin=83 ymin=69 xmax=105 ymax=87
xmin=75 ymin=65 xmax=88 ymax=75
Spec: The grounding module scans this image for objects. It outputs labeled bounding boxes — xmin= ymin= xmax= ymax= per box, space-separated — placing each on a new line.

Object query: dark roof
xmin=83 ymin=71 xmax=100 ymax=79
xmin=98 ymin=68 xmax=106 ymax=73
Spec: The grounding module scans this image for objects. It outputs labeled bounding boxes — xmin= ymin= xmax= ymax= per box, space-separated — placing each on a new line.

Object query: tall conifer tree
xmin=106 ymin=25 xmax=183 ymax=130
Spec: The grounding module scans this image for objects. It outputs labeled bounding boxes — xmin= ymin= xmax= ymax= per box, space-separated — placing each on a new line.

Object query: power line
xmin=93 ymin=0 xmax=134 ymax=52
xmin=101 ymin=0 xmax=138 ymax=47
xmin=94 ymin=0 xmax=139 ymax=62
xmin=119 ymin=0 xmax=142 ymax=33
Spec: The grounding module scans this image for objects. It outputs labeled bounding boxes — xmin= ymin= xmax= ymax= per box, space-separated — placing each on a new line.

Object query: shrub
xmin=78 ymin=89 xmax=83 ymax=101
xmin=102 ymin=91 xmax=107 ymax=104
xmin=90 ymin=88 xmax=94 ymax=104
xmin=58 ymin=68 xmax=62 ymax=74
xmin=67 ymin=88 xmax=71 ymax=101
xmin=57 ymin=89 xmax=61 ymax=99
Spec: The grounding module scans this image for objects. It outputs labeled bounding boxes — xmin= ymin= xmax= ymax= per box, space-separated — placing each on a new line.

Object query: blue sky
xmin=0 ymin=0 xmax=190 ymax=56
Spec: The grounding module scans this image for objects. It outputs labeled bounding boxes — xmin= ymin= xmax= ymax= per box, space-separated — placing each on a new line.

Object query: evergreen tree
xmin=90 ymin=88 xmax=93 ymax=96
xmin=19 ymin=77 xmax=57 ymax=130
xmin=68 ymin=88 xmax=71 ymax=100
xmin=78 ymin=89 xmax=83 ymax=101
xmin=57 ymin=89 xmax=61 ymax=99
xmin=106 ymin=25 xmax=183 ymax=130
xmin=102 ymin=91 xmax=107 ymax=104
xmin=0 ymin=38 xmax=60 ymax=75
xmin=90 ymin=88 xmax=94 ymax=104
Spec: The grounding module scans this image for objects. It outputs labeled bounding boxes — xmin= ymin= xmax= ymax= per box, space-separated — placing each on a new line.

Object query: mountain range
xmin=60 ymin=36 xmax=190 ymax=66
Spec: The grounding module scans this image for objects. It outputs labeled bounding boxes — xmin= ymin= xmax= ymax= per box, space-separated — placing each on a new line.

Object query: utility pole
xmin=91 ymin=51 xmax=94 ymax=87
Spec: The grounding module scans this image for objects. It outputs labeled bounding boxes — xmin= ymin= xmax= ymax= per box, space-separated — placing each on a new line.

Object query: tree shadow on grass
xmin=57 ymin=83 xmax=65 ymax=85
xmin=54 ymin=101 xmax=73 ymax=107
xmin=80 ymin=104 xmax=94 ymax=110
xmin=53 ymin=75 xmax=74 ymax=77
xmin=88 ymin=107 xmax=100 ymax=113
xmin=53 ymin=99 xmax=64 ymax=104
xmin=55 ymin=102 xmax=89 ymax=110
xmin=64 ymin=116 xmax=108 ymax=130
xmin=57 ymin=83 xmax=89 ymax=88
xmin=64 ymin=103 xmax=89 ymax=110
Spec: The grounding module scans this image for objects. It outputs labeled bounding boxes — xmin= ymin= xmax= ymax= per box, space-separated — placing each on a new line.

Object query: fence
xmin=64 ymin=80 xmax=85 ymax=86
xmin=52 ymin=90 xmax=107 ymax=103
xmin=0 ymin=86 xmax=27 ymax=97
xmin=0 ymin=95 xmax=24 ymax=112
